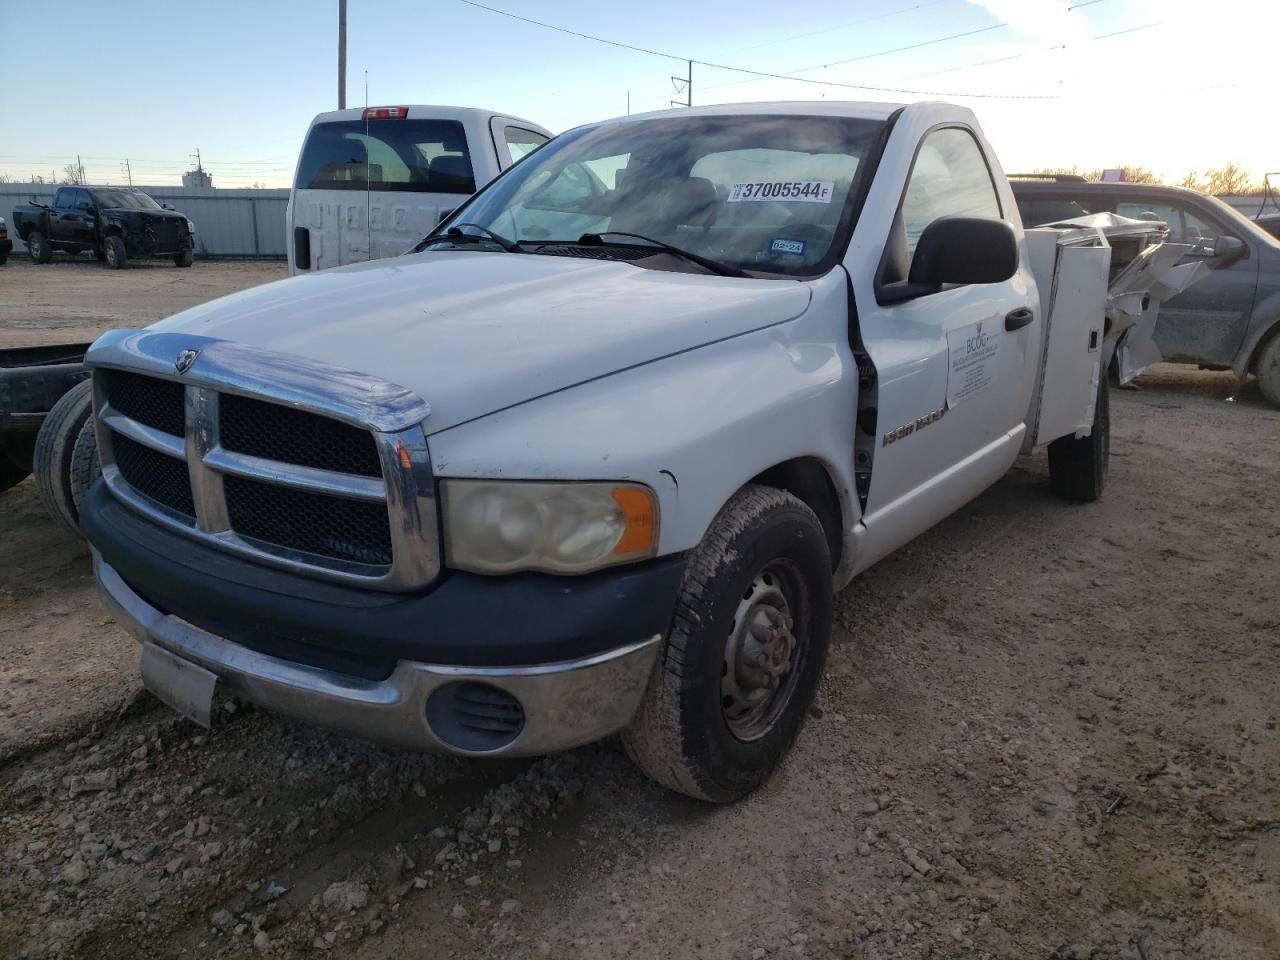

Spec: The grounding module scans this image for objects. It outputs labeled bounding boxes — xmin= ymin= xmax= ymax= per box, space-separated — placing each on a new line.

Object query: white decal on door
xmin=946 ymin=319 xmax=1001 ymax=408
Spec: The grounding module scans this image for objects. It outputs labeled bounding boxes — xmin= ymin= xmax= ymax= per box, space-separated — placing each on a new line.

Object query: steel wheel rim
xmin=721 ymin=559 xmax=805 ymax=742
xmin=30 ymin=237 xmax=40 ymax=258
xmin=105 ymin=243 xmax=116 ymax=266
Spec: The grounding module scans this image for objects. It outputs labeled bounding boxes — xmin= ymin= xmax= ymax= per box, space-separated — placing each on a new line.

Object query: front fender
xmin=1235 ymin=287 xmax=1280 ymax=375
xmin=427 ymin=270 xmax=858 ymax=560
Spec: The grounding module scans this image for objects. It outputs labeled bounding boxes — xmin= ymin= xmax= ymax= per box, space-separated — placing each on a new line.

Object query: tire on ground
xmin=1048 ymin=371 xmax=1110 ymax=502
xmin=103 ymin=234 xmax=127 ymax=270
xmin=1254 ymin=328 xmax=1280 ymax=409
xmin=622 ymin=484 xmax=833 ymax=803
xmin=175 ymin=245 xmax=194 ymax=268
xmin=33 ymin=379 xmax=94 ymax=534
xmin=69 ymin=415 xmax=102 ymax=517
xmin=28 ymin=231 xmax=53 ymax=264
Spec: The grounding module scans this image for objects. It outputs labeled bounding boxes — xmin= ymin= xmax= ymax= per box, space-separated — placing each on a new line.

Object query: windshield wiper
xmin=417 ymin=223 xmax=522 ymax=253
xmin=575 ymin=232 xmax=747 ymax=278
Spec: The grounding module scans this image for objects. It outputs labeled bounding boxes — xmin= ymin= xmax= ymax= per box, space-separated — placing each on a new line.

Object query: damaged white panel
xmin=1031 ymin=242 xmax=1110 ymax=446
xmin=1022 ymin=215 xmax=1211 ymax=448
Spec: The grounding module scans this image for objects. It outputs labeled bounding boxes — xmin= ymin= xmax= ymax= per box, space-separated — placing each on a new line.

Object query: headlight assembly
xmin=441 ymin=480 xmax=658 ymax=575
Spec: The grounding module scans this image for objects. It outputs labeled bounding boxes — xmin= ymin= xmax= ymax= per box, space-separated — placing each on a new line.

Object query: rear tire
xmin=28 ymin=231 xmax=52 ymax=263
xmin=103 ymin=234 xmax=127 ymax=270
xmin=1254 ymin=329 xmax=1280 ymax=409
xmin=174 ymin=246 xmax=194 ymax=268
xmin=34 ymin=379 xmax=94 ymax=534
xmin=622 ymin=485 xmax=833 ymax=803
xmin=1048 ymin=372 xmax=1110 ymax=502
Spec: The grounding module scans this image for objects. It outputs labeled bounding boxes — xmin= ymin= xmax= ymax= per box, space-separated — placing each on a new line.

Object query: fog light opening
xmin=426 ymin=681 xmax=525 ymax=753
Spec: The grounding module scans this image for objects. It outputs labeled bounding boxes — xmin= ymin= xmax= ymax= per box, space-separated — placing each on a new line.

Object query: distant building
xmin=182 ymin=168 xmax=213 ymax=188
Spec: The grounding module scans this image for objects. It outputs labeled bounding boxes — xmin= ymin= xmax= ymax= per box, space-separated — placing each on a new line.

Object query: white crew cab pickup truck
xmin=81 ymin=101 xmax=1178 ymax=802
xmin=287 ymin=105 xmax=551 ymax=273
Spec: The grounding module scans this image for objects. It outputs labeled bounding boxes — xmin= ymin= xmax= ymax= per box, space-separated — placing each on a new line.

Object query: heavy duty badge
xmin=175 ymin=349 xmax=199 ymax=374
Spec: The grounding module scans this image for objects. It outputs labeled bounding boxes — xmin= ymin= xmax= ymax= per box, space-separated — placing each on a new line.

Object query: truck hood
xmin=148 ymin=251 xmax=812 ymax=432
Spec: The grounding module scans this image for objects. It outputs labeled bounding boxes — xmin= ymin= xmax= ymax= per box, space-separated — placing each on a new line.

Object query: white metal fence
xmin=0 ymin=184 xmax=288 ymax=258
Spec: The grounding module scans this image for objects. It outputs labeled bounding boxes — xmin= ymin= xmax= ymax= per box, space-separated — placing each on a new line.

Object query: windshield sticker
xmin=727 ymin=180 xmax=834 ymax=203
xmin=946 ymin=318 xmax=1001 ymax=408
xmin=770 ymin=238 xmax=806 ymax=256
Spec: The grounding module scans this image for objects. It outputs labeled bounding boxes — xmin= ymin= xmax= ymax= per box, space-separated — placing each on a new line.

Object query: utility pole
xmin=670 ymin=60 xmax=692 ymax=108
xmin=627 ymin=90 xmax=630 ymax=116
xmin=120 ymin=159 xmax=133 ymax=187
xmin=77 ymin=154 xmax=86 ymax=184
xmin=338 ymin=0 xmax=347 ymax=109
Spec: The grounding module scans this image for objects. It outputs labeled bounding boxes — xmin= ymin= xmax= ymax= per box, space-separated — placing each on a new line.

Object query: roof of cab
xmin=307 ymin=105 xmax=546 ymax=129
xmin=593 ymin=100 xmax=910 ymax=130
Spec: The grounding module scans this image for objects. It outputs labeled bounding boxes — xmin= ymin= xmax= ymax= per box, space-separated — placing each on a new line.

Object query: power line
xmin=885 ymin=20 xmax=1163 ymax=84
xmin=454 ymin=0 xmax=1059 ymax=101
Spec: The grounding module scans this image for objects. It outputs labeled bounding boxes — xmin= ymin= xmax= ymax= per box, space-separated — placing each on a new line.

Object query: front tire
xmin=1254 ymin=329 xmax=1280 ymax=409
xmin=174 ymin=245 xmax=194 ymax=268
xmin=103 ymin=234 xmax=127 ymax=270
xmin=623 ymin=485 xmax=833 ymax=803
xmin=1048 ymin=371 xmax=1110 ymax=501
xmin=28 ymin=231 xmax=52 ymax=263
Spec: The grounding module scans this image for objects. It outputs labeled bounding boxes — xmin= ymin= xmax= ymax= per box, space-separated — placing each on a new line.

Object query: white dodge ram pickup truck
xmin=81 ymin=101 xmax=1153 ymax=802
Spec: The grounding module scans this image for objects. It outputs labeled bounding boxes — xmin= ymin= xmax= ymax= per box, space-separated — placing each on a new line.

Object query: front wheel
xmin=174 ymin=246 xmax=194 ymax=268
xmin=28 ymin=231 xmax=52 ymax=263
xmin=103 ymin=235 xmax=127 ymax=270
xmin=1048 ymin=371 xmax=1110 ymax=501
xmin=1254 ymin=329 xmax=1280 ymax=409
xmin=623 ymin=485 xmax=833 ymax=803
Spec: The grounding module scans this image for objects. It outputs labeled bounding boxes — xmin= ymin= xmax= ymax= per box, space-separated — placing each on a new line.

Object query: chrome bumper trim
xmin=94 ymin=555 xmax=660 ymax=757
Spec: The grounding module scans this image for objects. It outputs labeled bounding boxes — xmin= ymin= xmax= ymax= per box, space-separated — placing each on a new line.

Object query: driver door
xmin=855 ymin=126 xmax=1040 ymax=560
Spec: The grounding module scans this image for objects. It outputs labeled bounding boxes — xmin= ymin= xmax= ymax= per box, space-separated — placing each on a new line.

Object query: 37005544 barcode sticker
xmin=726 ymin=181 xmax=834 ymax=203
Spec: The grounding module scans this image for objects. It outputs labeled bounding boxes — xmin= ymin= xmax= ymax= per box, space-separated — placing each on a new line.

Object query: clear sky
xmin=0 ymin=0 xmax=1272 ymax=188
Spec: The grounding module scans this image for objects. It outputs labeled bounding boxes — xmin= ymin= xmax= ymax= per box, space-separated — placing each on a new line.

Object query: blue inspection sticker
xmin=770 ymin=238 xmax=806 ymax=256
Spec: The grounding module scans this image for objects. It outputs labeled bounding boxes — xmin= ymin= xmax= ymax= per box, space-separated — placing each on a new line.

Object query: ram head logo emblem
xmin=175 ymin=349 xmax=200 ymax=374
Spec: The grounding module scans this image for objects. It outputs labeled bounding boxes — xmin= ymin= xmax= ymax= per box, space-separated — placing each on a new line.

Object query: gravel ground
xmin=1 ymin=261 xmax=1277 ymax=959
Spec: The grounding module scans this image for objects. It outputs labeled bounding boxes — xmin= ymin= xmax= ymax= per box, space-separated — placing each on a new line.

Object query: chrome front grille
xmin=89 ymin=338 xmax=438 ymax=592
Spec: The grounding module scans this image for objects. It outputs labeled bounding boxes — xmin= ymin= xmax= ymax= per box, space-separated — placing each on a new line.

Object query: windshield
xmin=94 ymin=190 xmax=161 ymax=211
xmin=295 ymin=118 xmax=477 ymax=194
xmin=439 ymin=113 xmax=886 ymax=277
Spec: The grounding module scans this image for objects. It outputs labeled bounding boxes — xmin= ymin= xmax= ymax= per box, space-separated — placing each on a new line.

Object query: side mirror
xmin=162 ymin=202 xmax=175 ymax=210
xmin=1213 ymin=235 xmax=1245 ymax=260
xmin=909 ymin=217 xmax=1019 ymax=286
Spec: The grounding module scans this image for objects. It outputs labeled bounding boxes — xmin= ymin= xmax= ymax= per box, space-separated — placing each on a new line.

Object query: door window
xmin=899 ymin=128 xmax=1001 ymax=261
xmin=504 ymin=127 xmax=549 ymax=163
xmin=1114 ymin=200 xmax=1227 ymax=253
xmin=73 ymin=189 xmax=94 ymax=211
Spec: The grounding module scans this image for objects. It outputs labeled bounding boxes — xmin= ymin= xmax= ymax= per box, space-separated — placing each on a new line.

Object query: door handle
xmin=1004 ymin=307 xmax=1034 ymax=331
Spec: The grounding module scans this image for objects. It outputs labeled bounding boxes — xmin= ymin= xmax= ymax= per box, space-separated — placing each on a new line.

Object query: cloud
xmin=965 ymin=0 xmax=1089 ymax=46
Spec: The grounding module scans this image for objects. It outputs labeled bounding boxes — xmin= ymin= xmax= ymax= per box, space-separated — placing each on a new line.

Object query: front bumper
xmin=94 ymin=554 xmax=661 ymax=756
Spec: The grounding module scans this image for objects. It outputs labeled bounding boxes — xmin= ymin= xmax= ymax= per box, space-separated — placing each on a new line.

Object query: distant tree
xmin=61 ymin=161 xmax=86 ymax=185
xmin=29 ymin=174 xmax=46 ymax=184
xmin=1116 ymin=166 xmax=1161 ymax=184
xmin=1030 ymin=165 xmax=1101 ymax=182
xmin=0 ymin=173 xmax=10 ymax=183
xmin=250 ymin=181 xmax=266 ymax=189
xmin=1199 ymin=162 xmax=1258 ymax=196
xmin=1176 ymin=170 xmax=1202 ymax=190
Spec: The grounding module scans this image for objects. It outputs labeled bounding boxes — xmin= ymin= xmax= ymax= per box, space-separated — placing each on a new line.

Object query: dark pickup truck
xmin=12 ymin=186 xmax=195 ymax=269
